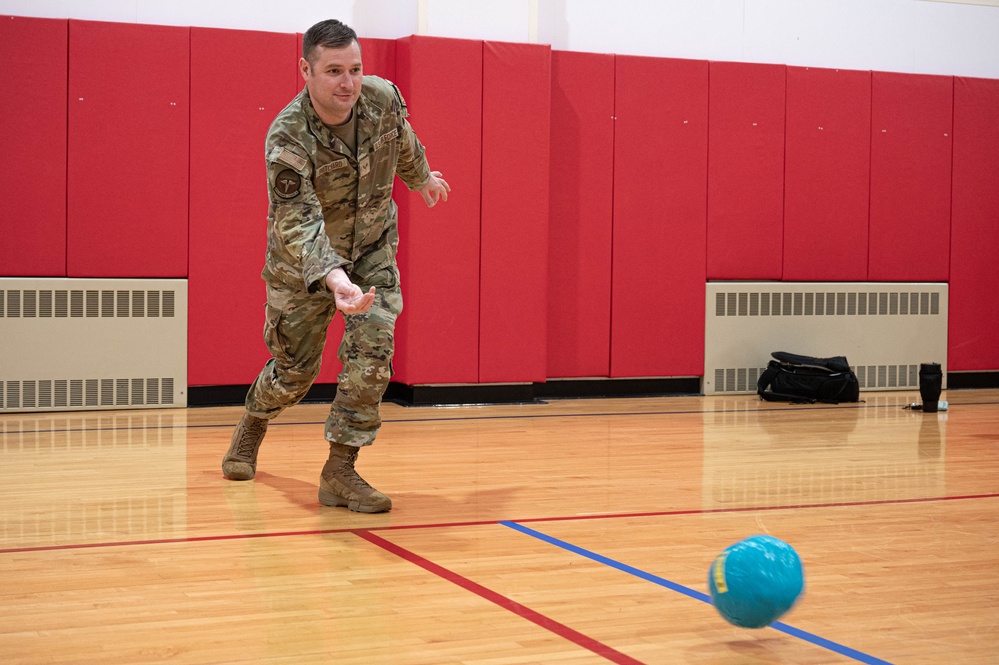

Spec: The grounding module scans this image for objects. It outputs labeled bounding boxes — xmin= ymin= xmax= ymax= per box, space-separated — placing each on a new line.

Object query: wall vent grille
xmin=0 ymin=278 xmax=187 ymax=412
xmin=712 ymin=364 xmax=922 ymax=393
xmin=1 ymin=378 xmax=176 ymax=410
xmin=1 ymin=289 xmax=175 ymax=319
xmin=713 ymin=290 xmax=940 ymax=318
xmin=704 ymin=282 xmax=948 ymax=395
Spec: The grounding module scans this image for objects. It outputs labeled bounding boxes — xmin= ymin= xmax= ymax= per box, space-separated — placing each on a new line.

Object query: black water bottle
xmin=919 ymin=363 xmax=943 ymax=413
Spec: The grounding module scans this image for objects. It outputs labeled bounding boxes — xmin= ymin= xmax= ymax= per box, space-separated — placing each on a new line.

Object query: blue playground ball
xmin=708 ymin=535 xmax=805 ymax=629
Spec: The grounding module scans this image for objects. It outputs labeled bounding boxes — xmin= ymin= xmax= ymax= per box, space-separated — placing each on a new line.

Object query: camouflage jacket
xmin=261 ymin=76 xmax=432 ymax=293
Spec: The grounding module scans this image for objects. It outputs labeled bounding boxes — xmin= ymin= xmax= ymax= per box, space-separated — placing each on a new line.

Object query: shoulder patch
xmin=270 ymin=147 xmax=308 ymax=172
xmin=389 ymin=81 xmax=409 ymax=116
xmin=273 ymin=169 xmax=302 ymax=199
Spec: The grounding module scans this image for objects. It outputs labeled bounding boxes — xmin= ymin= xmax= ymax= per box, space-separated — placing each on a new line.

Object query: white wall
xmin=2 ymin=0 xmax=997 ymax=77
xmin=0 ymin=0 xmax=418 ymax=38
xmin=536 ymin=0 xmax=999 ymax=77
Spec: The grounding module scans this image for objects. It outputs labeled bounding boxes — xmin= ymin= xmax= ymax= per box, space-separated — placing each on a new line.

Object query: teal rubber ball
xmin=708 ymin=535 xmax=805 ymax=628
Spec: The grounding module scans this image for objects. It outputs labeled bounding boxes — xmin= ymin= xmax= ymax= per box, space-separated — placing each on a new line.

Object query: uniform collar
xmin=303 ymin=86 xmax=376 ymax=157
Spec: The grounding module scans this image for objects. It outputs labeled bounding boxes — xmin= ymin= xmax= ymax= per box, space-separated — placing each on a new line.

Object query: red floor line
xmin=353 ymin=529 xmax=646 ymax=665
xmin=13 ymin=399 xmax=999 ymax=437
xmin=500 ymin=492 xmax=999 ymax=526
xmin=0 ymin=529 xmax=344 ymax=554
xmin=358 ymin=492 xmax=999 ymax=532
xmin=2 ymin=492 xmax=996 ymax=555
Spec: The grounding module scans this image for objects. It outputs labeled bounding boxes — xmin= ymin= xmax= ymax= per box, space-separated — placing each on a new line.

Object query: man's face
xmin=300 ymin=41 xmax=363 ymax=124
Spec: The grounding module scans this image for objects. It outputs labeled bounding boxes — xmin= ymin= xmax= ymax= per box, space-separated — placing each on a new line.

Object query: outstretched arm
xmin=325 ymin=268 xmax=376 ymax=314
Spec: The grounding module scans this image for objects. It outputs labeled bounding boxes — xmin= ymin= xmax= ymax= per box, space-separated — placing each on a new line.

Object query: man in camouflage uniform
xmin=222 ymin=19 xmax=450 ymax=513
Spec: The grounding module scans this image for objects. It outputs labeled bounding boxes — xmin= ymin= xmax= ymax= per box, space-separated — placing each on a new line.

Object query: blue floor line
xmin=501 ymin=520 xmax=894 ymax=665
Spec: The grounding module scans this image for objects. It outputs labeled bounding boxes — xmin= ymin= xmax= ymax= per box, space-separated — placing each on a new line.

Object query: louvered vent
xmin=0 ymin=288 xmax=175 ymax=319
xmin=0 ymin=278 xmax=187 ymax=412
xmin=704 ymin=282 xmax=948 ymax=395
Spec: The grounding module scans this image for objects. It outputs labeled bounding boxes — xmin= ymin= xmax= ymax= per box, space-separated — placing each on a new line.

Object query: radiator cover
xmin=1 ymin=278 xmax=187 ymax=412
xmin=704 ymin=282 xmax=948 ymax=395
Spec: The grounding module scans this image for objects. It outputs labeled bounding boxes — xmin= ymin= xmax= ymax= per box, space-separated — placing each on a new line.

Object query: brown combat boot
xmin=318 ymin=443 xmax=392 ymax=513
xmin=222 ymin=412 xmax=269 ymax=480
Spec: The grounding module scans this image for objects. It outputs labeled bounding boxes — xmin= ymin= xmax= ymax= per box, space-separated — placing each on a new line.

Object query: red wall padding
xmin=0 ymin=16 xmax=67 ymax=276
xmin=950 ymin=77 xmax=999 ymax=371
xmin=7 ymin=13 xmax=999 ymax=381
xmin=707 ymin=61 xmax=786 ymax=280
xmin=297 ymin=32 xmax=304 ymax=90
xmin=612 ymin=56 xmax=708 ymax=377
xmin=188 ymin=28 xmax=299 ymax=386
xmin=392 ymin=37 xmax=482 ymax=384
xmin=547 ymin=50 xmax=615 ymax=378
xmin=358 ymin=37 xmax=396 ymax=80
xmin=67 ymin=20 xmax=189 ymax=278
xmin=479 ymin=42 xmax=551 ymax=383
xmin=869 ymin=72 xmax=953 ymax=282
xmin=783 ymin=66 xmax=871 ymax=281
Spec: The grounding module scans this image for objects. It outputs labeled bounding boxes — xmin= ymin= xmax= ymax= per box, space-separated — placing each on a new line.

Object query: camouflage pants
xmin=245 ymin=265 xmax=402 ymax=447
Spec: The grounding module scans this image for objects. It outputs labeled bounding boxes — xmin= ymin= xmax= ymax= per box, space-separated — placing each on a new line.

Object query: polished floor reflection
xmin=1 ymin=390 xmax=997 ymax=664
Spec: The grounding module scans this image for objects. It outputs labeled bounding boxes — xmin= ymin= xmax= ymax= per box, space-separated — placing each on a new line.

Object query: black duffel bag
xmin=757 ymin=351 xmax=860 ymax=404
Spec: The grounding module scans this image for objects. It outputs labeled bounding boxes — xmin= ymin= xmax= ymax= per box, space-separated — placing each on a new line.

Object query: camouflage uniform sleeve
xmin=388 ymin=82 xmax=434 ymax=192
xmin=265 ymin=144 xmax=349 ymax=293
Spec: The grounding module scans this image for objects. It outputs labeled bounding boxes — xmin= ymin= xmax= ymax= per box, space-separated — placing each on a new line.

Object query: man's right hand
xmin=325 ymin=269 xmax=375 ymax=314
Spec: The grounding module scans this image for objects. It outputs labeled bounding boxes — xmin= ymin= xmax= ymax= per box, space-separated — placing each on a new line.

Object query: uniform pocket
xmin=264 ymin=304 xmax=292 ymax=363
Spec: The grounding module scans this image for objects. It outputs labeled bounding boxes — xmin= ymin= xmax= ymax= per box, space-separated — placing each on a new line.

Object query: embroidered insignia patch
xmin=359 ymin=157 xmax=371 ymax=177
xmin=274 ymin=169 xmax=302 ymax=199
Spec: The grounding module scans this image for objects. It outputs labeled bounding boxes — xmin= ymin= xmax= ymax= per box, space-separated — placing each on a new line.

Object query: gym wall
xmin=1 ymin=15 xmax=998 ymax=392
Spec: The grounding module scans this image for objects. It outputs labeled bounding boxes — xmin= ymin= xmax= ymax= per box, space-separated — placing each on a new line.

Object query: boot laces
xmin=235 ymin=418 xmax=266 ymax=458
xmin=334 ymin=448 xmax=372 ymax=490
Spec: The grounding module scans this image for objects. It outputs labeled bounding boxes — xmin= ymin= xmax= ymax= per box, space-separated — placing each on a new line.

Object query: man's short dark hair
xmin=303 ymin=19 xmax=358 ymax=64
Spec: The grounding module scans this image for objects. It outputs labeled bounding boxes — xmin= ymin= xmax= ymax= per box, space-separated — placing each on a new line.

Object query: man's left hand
xmin=418 ymin=171 xmax=451 ymax=208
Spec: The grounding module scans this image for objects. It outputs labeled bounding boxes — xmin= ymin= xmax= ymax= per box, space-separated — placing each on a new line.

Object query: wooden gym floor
xmin=1 ymin=389 xmax=997 ymax=664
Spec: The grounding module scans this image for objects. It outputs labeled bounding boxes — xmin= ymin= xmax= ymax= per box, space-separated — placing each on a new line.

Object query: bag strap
xmin=772 ymin=351 xmax=851 ymax=373
xmin=756 ymin=363 xmax=817 ymax=404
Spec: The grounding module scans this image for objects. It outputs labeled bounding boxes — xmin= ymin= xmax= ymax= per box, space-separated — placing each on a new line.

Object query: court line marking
xmin=354 ymin=530 xmax=645 ymax=665
xmin=1 ymin=492 xmax=995 ymax=554
xmin=0 ymin=496 xmax=990 ymax=662
xmin=501 ymin=520 xmax=895 ymax=665
xmin=4 ymin=399 xmax=998 ymax=435
xmin=2 ymin=405 xmax=992 ymax=661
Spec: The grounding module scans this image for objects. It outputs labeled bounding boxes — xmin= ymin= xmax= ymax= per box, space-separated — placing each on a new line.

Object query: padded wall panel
xmin=707 ymin=61 xmax=785 ymax=280
xmin=869 ymin=72 xmax=953 ymax=282
xmin=784 ymin=66 xmax=871 ymax=281
xmin=547 ymin=50 xmax=615 ymax=378
xmin=297 ymin=33 xmax=304 ymax=90
xmin=393 ymin=37 xmax=482 ymax=384
xmin=950 ymin=77 xmax=999 ymax=371
xmin=67 ymin=20 xmax=189 ymax=278
xmin=0 ymin=16 xmax=67 ymax=277
xmin=612 ymin=56 xmax=708 ymax=378
xmin=479 ymin=41 xmax=551 ymax=383
xmin=188 ymin=28 xmax=299 ymax=386
xmin=359 ymin=37 xmax=396 ymax=80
